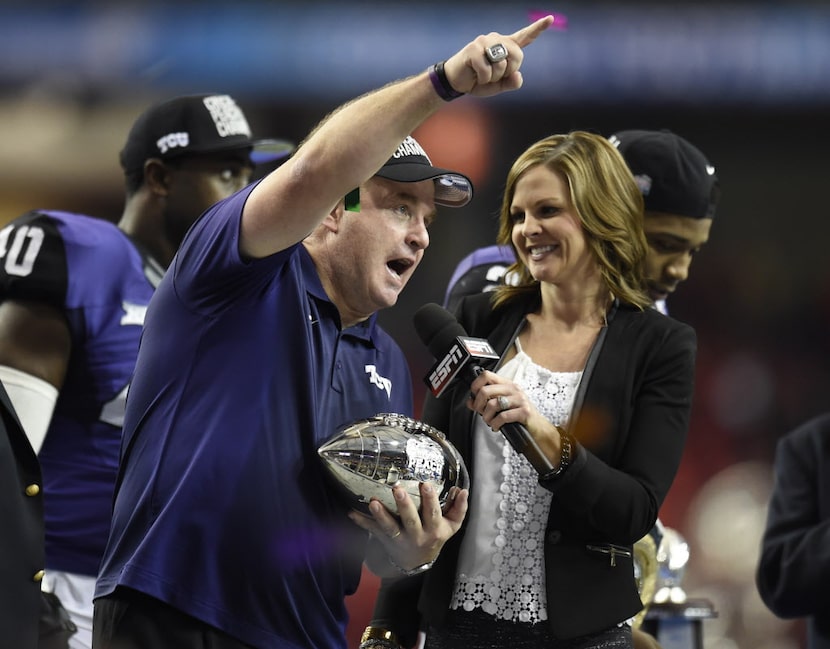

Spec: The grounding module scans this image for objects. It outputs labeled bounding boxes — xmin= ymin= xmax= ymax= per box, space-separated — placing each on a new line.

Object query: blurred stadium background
xmin=2 ymin=2 xmax=829 ymax=647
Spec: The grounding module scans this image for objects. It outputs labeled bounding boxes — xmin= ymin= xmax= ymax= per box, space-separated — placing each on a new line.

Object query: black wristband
xmin=428 ymin=61 xmax=465 ymax=101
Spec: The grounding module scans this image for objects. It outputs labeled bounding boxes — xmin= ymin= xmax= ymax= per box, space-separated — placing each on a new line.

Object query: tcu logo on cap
xmin=157 ymin=132 xmax=190 ymax=155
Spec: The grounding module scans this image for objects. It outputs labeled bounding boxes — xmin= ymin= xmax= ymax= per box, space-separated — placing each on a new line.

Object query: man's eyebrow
xmin=647 ymin=232 xmax=692 ymax=243
xmin=386 ymin=189 xmax=419 ymax=203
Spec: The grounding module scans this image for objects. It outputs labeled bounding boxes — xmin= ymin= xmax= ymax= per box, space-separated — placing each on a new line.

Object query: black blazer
xmin=756 ymin=413 xmax=830 ymax=649
xmin=0 ymin=381 xmax=45 ymax=649
xmin=373 ymin=292 xmax=696 ymax=643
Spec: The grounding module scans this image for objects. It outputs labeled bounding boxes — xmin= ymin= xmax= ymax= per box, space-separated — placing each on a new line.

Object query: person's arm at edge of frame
xmin=0 ymin=300 xmax=68 ymax=453
xmin=756 ymin=417 xmax=830 ymax=619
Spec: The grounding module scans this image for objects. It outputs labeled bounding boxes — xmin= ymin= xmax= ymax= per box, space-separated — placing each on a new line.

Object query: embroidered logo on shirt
xmin=120 ymin=301 xmax=147 ymax=326
xmin=365 ymin=365 xmax=392 ymax=399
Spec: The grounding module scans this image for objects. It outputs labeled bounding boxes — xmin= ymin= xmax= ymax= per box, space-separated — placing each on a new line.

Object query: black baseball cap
xmin=375 ymin=136 xmax=473 ymax=208
xmin=120 ymin=94 xmax=294 ymax=172
xmin=609 ymin=129 xmax=720 ymax=219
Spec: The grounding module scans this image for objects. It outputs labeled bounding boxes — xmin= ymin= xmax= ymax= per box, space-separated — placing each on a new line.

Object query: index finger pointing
xmin=510 ymin=15 xmax=555 ymax=48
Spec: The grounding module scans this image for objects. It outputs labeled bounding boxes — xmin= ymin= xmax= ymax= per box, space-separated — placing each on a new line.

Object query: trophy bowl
xmin=318 ymin=413 xmax=469 ymax=517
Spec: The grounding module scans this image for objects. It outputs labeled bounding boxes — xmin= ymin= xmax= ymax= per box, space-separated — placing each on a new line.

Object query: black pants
xmin=92 ymin=588 xmax=253 ymax=649
xmin=39 ymin=591 xmax=76 ymax=649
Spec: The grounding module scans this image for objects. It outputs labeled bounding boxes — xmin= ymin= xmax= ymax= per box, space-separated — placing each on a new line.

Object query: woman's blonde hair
xmin=493 ymin=131 xmax=651 ymax=310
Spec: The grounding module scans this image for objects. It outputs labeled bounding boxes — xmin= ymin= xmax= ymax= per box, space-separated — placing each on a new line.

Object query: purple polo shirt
xmin=96 ymin=183 xmax=414 ymax=649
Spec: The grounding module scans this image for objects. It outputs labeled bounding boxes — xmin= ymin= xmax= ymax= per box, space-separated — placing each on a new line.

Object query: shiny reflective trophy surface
xmin=637 ymin=522 xmax=717 ymax=649
xmin=318 ymin=413 xmax=469 ymax=516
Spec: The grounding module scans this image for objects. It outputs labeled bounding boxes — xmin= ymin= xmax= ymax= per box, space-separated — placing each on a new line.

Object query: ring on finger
xmin=485 ymin=43 xmax=508 ymax=64
xmin=497 ymin=395 xmax=510 ymax=411
xmin=389 ymin=529 xmax=402 ymax=539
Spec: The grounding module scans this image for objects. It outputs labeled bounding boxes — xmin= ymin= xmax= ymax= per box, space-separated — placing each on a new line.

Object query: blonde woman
xmin=370 ymin=132 xmax=696 ymax=649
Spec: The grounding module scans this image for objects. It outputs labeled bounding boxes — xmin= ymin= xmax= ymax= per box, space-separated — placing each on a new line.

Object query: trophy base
xmin=641 ymin=599 xmax=718 ymax=649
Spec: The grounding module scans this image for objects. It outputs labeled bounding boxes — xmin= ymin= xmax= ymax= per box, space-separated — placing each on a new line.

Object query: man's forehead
xmin=645 ymin=213 xmax=712 ymax=244
xmin=367 ymin=176 xmax=436 ymax=202
xmin=198 ymin=148 xmax=253 ymax=163
xmin=645 ymin=213 xmax=712 ymax=232
xmin=362 ymin=177 xmax=438 ymax=224
xmin=165 ymin=147 xmax=253 ymax=168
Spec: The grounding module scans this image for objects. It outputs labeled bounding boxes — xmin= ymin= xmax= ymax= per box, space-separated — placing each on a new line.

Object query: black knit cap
xmin=120 ymin=94 xmax=293 ymax=172
xmin=609 ymin=129 xmax=720 ymax=219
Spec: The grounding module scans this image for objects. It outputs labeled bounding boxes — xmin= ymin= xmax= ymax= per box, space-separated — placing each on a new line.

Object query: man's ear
xmin=143 ymin=158 xmax=171 ymax=196
xmin=322 ymin=199 xmax=345 ymax=233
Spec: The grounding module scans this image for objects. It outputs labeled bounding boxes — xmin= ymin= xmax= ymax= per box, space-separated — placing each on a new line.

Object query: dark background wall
xmin=2 ymin=2 xmax=827 ymax=646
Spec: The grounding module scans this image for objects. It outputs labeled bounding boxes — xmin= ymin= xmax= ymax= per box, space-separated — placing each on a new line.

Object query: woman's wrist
xmin=539 ymin=426 xmax=573 ymax=481
xmin=388 ymin=554 xmax=436 ymax=576
xmin=360 ymin=626 xmax=402 ymax=649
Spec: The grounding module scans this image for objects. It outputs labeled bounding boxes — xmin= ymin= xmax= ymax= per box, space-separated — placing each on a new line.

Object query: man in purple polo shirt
xmin=93 ymin=15 xmax=554 ymax=649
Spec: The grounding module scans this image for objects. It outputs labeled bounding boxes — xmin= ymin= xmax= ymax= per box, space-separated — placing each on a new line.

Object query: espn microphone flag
xmin=424 ymin=335 xmax=500 ymax=398
xmin=414 ymin=303 xmax=556 ymax=476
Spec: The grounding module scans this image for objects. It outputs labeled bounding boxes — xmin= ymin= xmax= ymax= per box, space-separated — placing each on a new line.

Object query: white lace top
xmin=449 ymin=339 xmax=582 ymax=624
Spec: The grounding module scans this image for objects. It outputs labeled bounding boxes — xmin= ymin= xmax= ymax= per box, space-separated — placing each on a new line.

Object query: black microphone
xmin=414 ymin=303 xmax=556 ymax=476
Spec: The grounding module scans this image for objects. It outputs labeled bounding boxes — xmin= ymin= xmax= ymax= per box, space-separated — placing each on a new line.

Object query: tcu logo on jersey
xmin=156 ymin=132 xmax=190 ymax=155
xmin=365 ymin=365 xmax=392 ymax=399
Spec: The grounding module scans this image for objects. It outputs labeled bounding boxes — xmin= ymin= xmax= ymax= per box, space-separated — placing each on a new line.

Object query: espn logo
xmin=425 ymin=336 xmax=499 ymax=398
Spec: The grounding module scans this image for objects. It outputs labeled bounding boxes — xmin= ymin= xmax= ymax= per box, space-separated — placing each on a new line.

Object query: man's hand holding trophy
xmin=319 ymin=413 xmax=469 ymax=578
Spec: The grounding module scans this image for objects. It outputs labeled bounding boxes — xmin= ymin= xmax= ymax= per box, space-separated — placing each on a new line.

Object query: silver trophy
xmin=318 ymin=413 xmax=469 ymax=516
xmin=653 ymin=526 xmax=691 ymax=604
